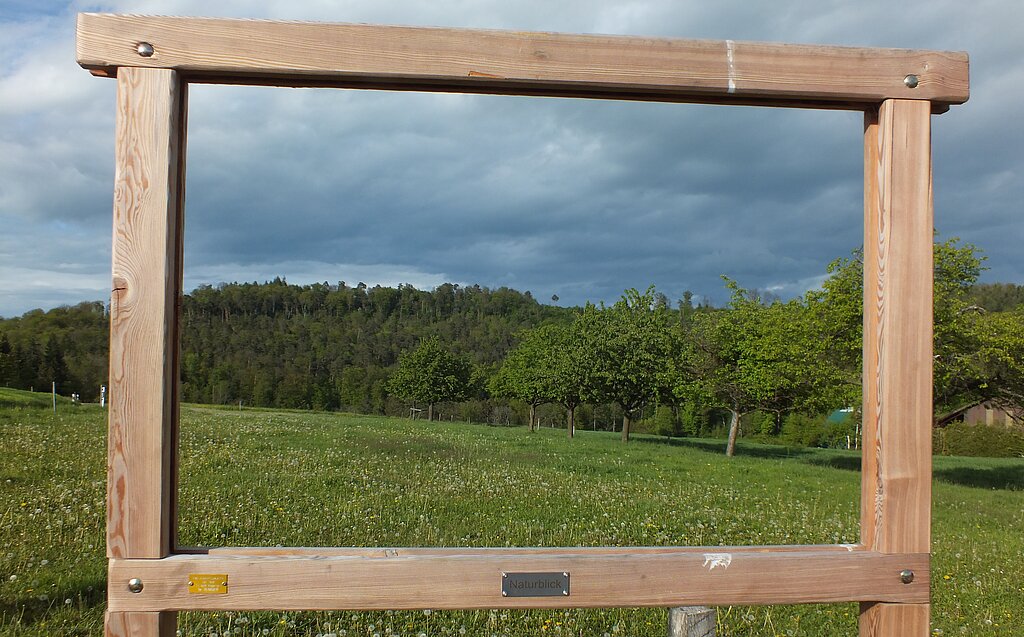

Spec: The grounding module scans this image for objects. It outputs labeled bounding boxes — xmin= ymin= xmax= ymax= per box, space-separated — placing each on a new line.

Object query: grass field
xmin=1 ymin=393 xmax=1022 ymax=635
xmin=0 ymin=388 xmax=72 ymax=410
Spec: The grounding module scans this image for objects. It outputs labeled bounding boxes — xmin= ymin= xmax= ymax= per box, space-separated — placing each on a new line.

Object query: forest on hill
xmin=0 ymin=280 xmax=570 ymax=408
xmin=2 ymin=240 xmax=1024 ymax=452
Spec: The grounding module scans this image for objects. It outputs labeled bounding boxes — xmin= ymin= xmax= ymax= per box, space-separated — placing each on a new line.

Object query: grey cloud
xmin=0 ymin=0 xmax=1020 ymax=315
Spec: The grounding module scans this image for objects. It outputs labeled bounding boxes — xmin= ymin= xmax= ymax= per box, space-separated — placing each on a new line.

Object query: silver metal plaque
xmin=501 ymin=572 xmax=570 ymax=597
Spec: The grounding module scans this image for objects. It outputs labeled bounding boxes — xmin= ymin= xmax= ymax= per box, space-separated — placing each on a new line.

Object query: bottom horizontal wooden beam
xmin=108 ymin=547 xmax=928 ymax=611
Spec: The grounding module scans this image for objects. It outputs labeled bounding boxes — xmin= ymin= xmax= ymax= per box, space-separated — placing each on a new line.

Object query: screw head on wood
xmin=136 ymin=42 xmax=155 ymax=57
xmin=903 ymin=74 xmax=919 ymax=89
xmin=128 ymin=578 xmax=144 ymax=593
xmin=899 ymin=569 xmax=915 ymax=584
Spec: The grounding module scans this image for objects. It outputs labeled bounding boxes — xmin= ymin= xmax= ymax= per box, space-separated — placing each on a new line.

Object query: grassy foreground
xmin=1 ymin=399 xmax=1022 ymax=635
xmin=0 ymin=388 xmax=72 ymax=410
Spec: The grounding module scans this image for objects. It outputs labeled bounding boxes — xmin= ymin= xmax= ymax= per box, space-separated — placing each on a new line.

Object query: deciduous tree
xmin=810 ymin=238 xmax=1019 ymax=419
xmin=489 ymin=326 xmax=560 ymax=431
xmin=588 ymin=287 xmax=674 ymax=442
xmin=545 ymin=315 xmax=597 ymax=437
xmin=387 ymin=336 xmax=475 ymax=421
xmin=675 ymin=280 xmax=810 ymax=456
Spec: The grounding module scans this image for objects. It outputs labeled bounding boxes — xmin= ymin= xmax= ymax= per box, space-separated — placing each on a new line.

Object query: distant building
xmin=936 ymin=401 xmax=1023 ymax=428
xmin=962 ymin=402 xmax=1022 ymax=427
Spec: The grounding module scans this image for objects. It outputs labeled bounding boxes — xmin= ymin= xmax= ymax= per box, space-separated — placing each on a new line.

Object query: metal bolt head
xmin=903 ymin=74 xmax=919 ymax=89
xmin=899 ymin=569 xmax=915 ymax=584
xmin=128 ymin=578 xmax=144 ymax=593
xmin=137 ymin=42 xmax=155 ymax=57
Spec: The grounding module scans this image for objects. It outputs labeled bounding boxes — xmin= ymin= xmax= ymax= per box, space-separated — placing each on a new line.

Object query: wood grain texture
xmin=200 ymin=544 xmax=866 ymax=557
xmin=861 ymin=99 xmax=933 ymax=554
xmin=105 ymin=611 xmax=176 ymax=637
xmin=862 ymin=108 xmax=883 ymax=553
xmin=76 ymin=14 xmax=969 ymax=109
xmin=859 ymin=602 xmax=929 ymax=636
xmin=107 ymin=550 xmax=929 ymax=611
xmin=860 ymin=100 xmax=933 ymax=637
xmin=107 ymin=67 xmax=186 ymax=561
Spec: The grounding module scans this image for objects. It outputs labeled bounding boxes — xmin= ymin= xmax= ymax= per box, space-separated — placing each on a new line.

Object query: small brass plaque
xmin=188 ymin=573 xmax=228 ymax=594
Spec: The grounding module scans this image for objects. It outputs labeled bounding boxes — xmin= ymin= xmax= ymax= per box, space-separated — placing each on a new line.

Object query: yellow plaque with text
xmin=188 ymin=574 xmax=228 ymax=594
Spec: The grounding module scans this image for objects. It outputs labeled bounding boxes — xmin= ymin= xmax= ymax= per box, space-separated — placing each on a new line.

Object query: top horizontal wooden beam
xmin=77 ymin=14 xmax=969 ymax=111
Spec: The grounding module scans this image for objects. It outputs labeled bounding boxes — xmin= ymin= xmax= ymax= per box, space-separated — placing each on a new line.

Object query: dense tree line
xmin=0 ymin=301 xmax=108 ymax=400
xmin=967 ymin=282 xmax=1024 ymax=312
xmin=3 ymin=240 xmax=1024 ymax=455
xmin=0 ymin=281 xmax=569 ymax=409
xmin=179 ymin=279 xmax=568 ymax=412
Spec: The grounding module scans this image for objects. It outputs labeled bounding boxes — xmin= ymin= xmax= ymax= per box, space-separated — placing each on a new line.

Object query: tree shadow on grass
xmin=640 ymin=435 xmax=1024 ymax=490
xmin=634 ymin=436 xmax=814 ymax=460
xmin=934 ymin=464 xmax=1024 ymax=491
xmin=805 ymin=455 xmax=863 ymax=472
xmin=642 ymin=435 xmax=871 ymax=470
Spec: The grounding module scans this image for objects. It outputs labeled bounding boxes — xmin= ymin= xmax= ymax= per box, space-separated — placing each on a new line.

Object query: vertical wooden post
xmin=668 ymin=606 xmax=717 ymax=637
xmin=105 ymin=611 xmax=177 ymax=637
xmin=106 ymin=67 xmax=186 ymax=637
xmin=860 ymin=99 xmax=933 ymax=636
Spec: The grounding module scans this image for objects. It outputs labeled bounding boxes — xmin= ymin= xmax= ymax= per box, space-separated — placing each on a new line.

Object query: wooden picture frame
xmin=77 ymin=14 xmax=969 ymax=637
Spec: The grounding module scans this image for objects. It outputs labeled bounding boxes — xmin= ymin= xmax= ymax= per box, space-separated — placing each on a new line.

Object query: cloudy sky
xmin=1 ymin=0 xmax=1021 ymax=317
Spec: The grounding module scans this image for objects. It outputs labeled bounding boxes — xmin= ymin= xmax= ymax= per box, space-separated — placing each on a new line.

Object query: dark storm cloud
xmin=180 ymin=86 xmax=865 ymax=306
xmin=0 ymin=0 xmax=1021 ymax=316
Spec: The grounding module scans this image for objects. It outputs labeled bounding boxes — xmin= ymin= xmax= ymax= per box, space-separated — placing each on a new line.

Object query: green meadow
xmin=0 ymin=388 xmax=72 ymax=410
xmin=1 ymin=395 xmax=1022 ymax=635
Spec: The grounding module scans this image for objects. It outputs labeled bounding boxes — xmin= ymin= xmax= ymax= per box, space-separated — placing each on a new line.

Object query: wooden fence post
xmin=668 ymin=606 xmax=716 ymax=636
xmin=860 ymin=99 xmax=933 ymax=636
xmin=105 ymin=611 xmax=177 ymax=637
xmin=106 ymin=66 xmax=187 ymax=637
